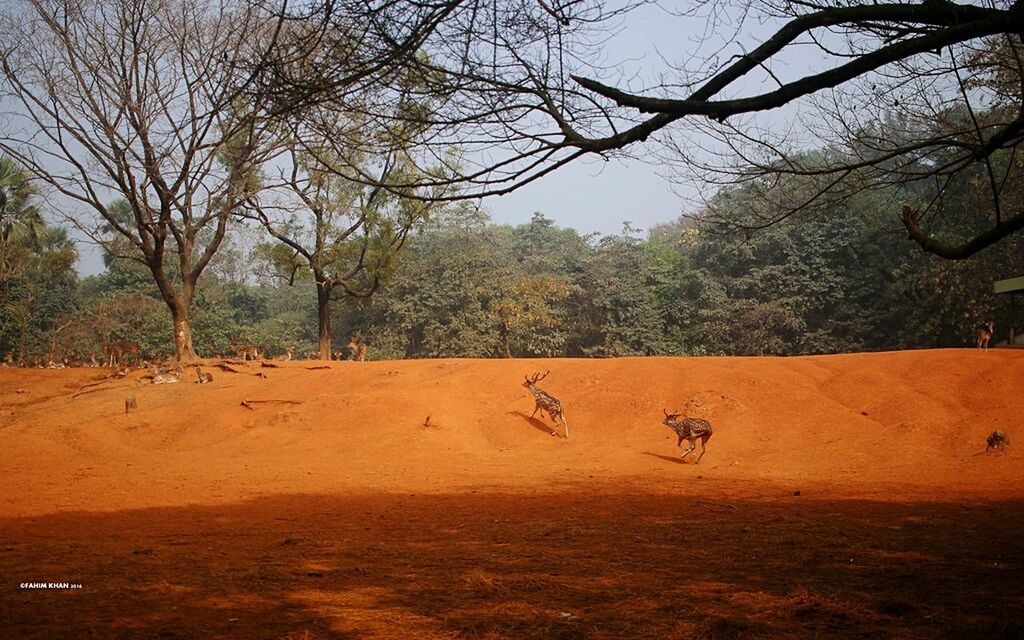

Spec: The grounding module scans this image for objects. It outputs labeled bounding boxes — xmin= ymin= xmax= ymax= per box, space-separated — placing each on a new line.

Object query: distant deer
xmin=104 ymin=340 xmax=141 ymax=367
xmin=150 ymin=364 xmax=181 ymax=384
xmin=195 ymin=366 xmax=213 ymax=384
xmin=276 ymin=346 xmax=294 ymax=361
xmin=347 ymin=331 xmax=367 ymax=361
xmin=662 ymin=409 xmax=713 ymax=463
xmin=230 ymin=342 xmax=262 ymax=361
xmin=986 ymin=430 xmax=1009 ymax=452
xmin=522 ymin=371 xmax=569 ymax=438
xmin=976 ymin=321 xmax=995 ymax=350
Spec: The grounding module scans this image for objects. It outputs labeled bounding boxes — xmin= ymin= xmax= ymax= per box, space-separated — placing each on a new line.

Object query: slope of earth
xmin=1 ymin=349 xmax=1019 ymax=515
xmin=0 ymin=350 xmax=1021 ymax=639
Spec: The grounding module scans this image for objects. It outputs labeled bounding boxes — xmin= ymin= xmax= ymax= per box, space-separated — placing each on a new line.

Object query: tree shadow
xmin=3 ymin=493 xmax=1024 ymax=639
xmin=507 ymin=410 xmax=559 ymax=436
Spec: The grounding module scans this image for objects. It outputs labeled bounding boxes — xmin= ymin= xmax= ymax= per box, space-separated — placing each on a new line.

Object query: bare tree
xmin=247 ymin=142 xmax=438 ymax=360
xmin=0 ymin=0 xmax=285 ymax=361
xmin=271 ymin=0 xmax=1024 ymax=259
xmin=246 ymin=40 xmax=456 ymax=360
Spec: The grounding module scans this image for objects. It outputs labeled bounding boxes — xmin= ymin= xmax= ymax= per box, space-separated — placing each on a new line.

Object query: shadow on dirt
xmin=642 ymin=451 xmax=694 ymax=465
xmin=2 ymin=493 xmax=1023 ymax=639
xmin=507 ymin=410 xmax=559 ymax=437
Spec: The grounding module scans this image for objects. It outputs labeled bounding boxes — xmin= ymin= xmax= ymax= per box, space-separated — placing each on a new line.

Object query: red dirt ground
xmin=1 ymin=350 xmax=1021 ymax=638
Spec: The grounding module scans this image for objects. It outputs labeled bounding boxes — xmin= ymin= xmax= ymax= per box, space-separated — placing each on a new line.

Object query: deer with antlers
xmin=976 ymin=321 xmax=995 ymax=350
xmin=522 ymin=371 xmax=569 ymax=438
xmin=662 ymin=409 xmax=713 ymax=463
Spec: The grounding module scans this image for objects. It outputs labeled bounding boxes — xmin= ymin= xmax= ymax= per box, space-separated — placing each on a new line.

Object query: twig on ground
xmin=696 ymin=499 xmax=738 ymax=513
xmin=240 ymin=398 xmax=303 ymax=410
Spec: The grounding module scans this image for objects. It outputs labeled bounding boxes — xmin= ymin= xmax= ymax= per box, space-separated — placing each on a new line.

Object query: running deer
xmin=522 ymin=371 xmax=569 ymax=438
xmin=103 ymin=340 xmax=141 ymax=367
xmin=662 ymin=409 xmax=713 ymax=463
xmin=976 ymin=321 xmax=995 ymax=350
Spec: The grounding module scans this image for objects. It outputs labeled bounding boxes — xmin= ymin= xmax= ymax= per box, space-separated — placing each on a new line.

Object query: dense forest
xmin=2 ymin=160 xmax=1020 ymax=364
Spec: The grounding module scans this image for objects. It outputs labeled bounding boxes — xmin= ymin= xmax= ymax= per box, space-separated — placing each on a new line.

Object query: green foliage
xmin=7 ymin=135 xmax=1024 ymax=362
xmin=0 ymin=158 xmax=79 ymax=363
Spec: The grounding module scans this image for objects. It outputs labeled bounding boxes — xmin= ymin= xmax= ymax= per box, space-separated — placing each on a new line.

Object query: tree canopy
xmin=267 ymin=0 xmax=1024 ymax=258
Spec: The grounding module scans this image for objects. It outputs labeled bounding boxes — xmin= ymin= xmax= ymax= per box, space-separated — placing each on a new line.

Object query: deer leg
xmin=681 ymin=440 xmax=695 ymax=459
xmin=531 ymin=404 xmax=540 ymax=418
xmin=561 ymin=413 xmax=569 ymax=440
xmin=695 ymin=437 xmax=708 ymax=463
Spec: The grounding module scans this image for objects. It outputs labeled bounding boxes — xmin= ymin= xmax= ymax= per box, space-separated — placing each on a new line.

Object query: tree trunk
xmin=171 ymin=303 xmax=199 ymax=363
xmin=500 ymin=324 xmax=511 ymax=358
xmin=317 ymin=282 xmax=332 ymax=360
xmin=151 ymin=260 xmax=199 ymax=363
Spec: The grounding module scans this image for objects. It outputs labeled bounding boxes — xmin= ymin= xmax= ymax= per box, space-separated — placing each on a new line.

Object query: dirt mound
xmin=0 ymin=350 xmax=1020 ymax=517
xmin=3 ymin=350 xmax=1023 ymax=639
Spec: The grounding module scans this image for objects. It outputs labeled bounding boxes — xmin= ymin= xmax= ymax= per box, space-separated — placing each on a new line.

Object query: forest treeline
xmin=2 ymin=2 xmax=1022 ymax=364
xmin=2 ymin=173 xmax=1020 ymax=364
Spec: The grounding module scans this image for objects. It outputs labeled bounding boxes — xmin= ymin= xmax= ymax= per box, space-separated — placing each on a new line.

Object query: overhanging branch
xmin=901 ymin=205 xmax=1024 ymax=259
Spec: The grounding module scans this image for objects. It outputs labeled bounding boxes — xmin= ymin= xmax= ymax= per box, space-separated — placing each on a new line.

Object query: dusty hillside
xmin=1 ymin=349 xmax=1020 ymax=517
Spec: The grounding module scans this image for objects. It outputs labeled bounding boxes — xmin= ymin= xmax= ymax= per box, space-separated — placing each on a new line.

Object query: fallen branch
xmin=240 ymin=398 xmax=303 ymax=410
xmin=695 ymin=499 xmax=738 ymax=513
xmin=71 ymin=384 xmax=124 ymax=399
xmin=306 ymin=365 xmax=330 ymax=370
xmin=73 ymin=377 xmax=115 ymax=392
xmin=70 ymin=375 xmax=129 ymax=398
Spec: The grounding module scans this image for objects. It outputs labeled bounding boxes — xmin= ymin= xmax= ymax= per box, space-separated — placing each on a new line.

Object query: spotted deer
xmin=976 ymin=321 xmax=995 ymax=350
xmin=103 ymin=340 xmax=141 ymax=367
xmin=662 ymin=409 xmax=713 ymax=463
xmin=151 ymin=364 xmax=181 ymax=384
xmin=231 ymin=342 xmax=262 ymax=361
xmin=195 ymin=366 xmax=213 ymax=384
xmin=347 ymin=332 xmax=367 ymax=361
xmin=522 ymin=371 xmax=569 ymax=438
xmin=986 ymin=430 xmax=1009 ymax=452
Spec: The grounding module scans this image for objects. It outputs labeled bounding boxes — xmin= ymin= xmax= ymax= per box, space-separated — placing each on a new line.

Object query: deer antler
xmin=532 ymin=370 xmax=550 ymax=382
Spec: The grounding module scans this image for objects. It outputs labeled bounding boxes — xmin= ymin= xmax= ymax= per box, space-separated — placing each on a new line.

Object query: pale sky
xmin=62 ymin=2 xmax=799 ymax=274
xmin=483 ymin=3 xmax=709 ymax=235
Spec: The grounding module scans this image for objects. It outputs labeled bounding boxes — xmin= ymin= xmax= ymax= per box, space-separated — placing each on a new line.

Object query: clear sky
xmin=482 ymin=154 xmax=687 ymax=236
xmin=482 ymin=2 xmax=707 ymax=235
